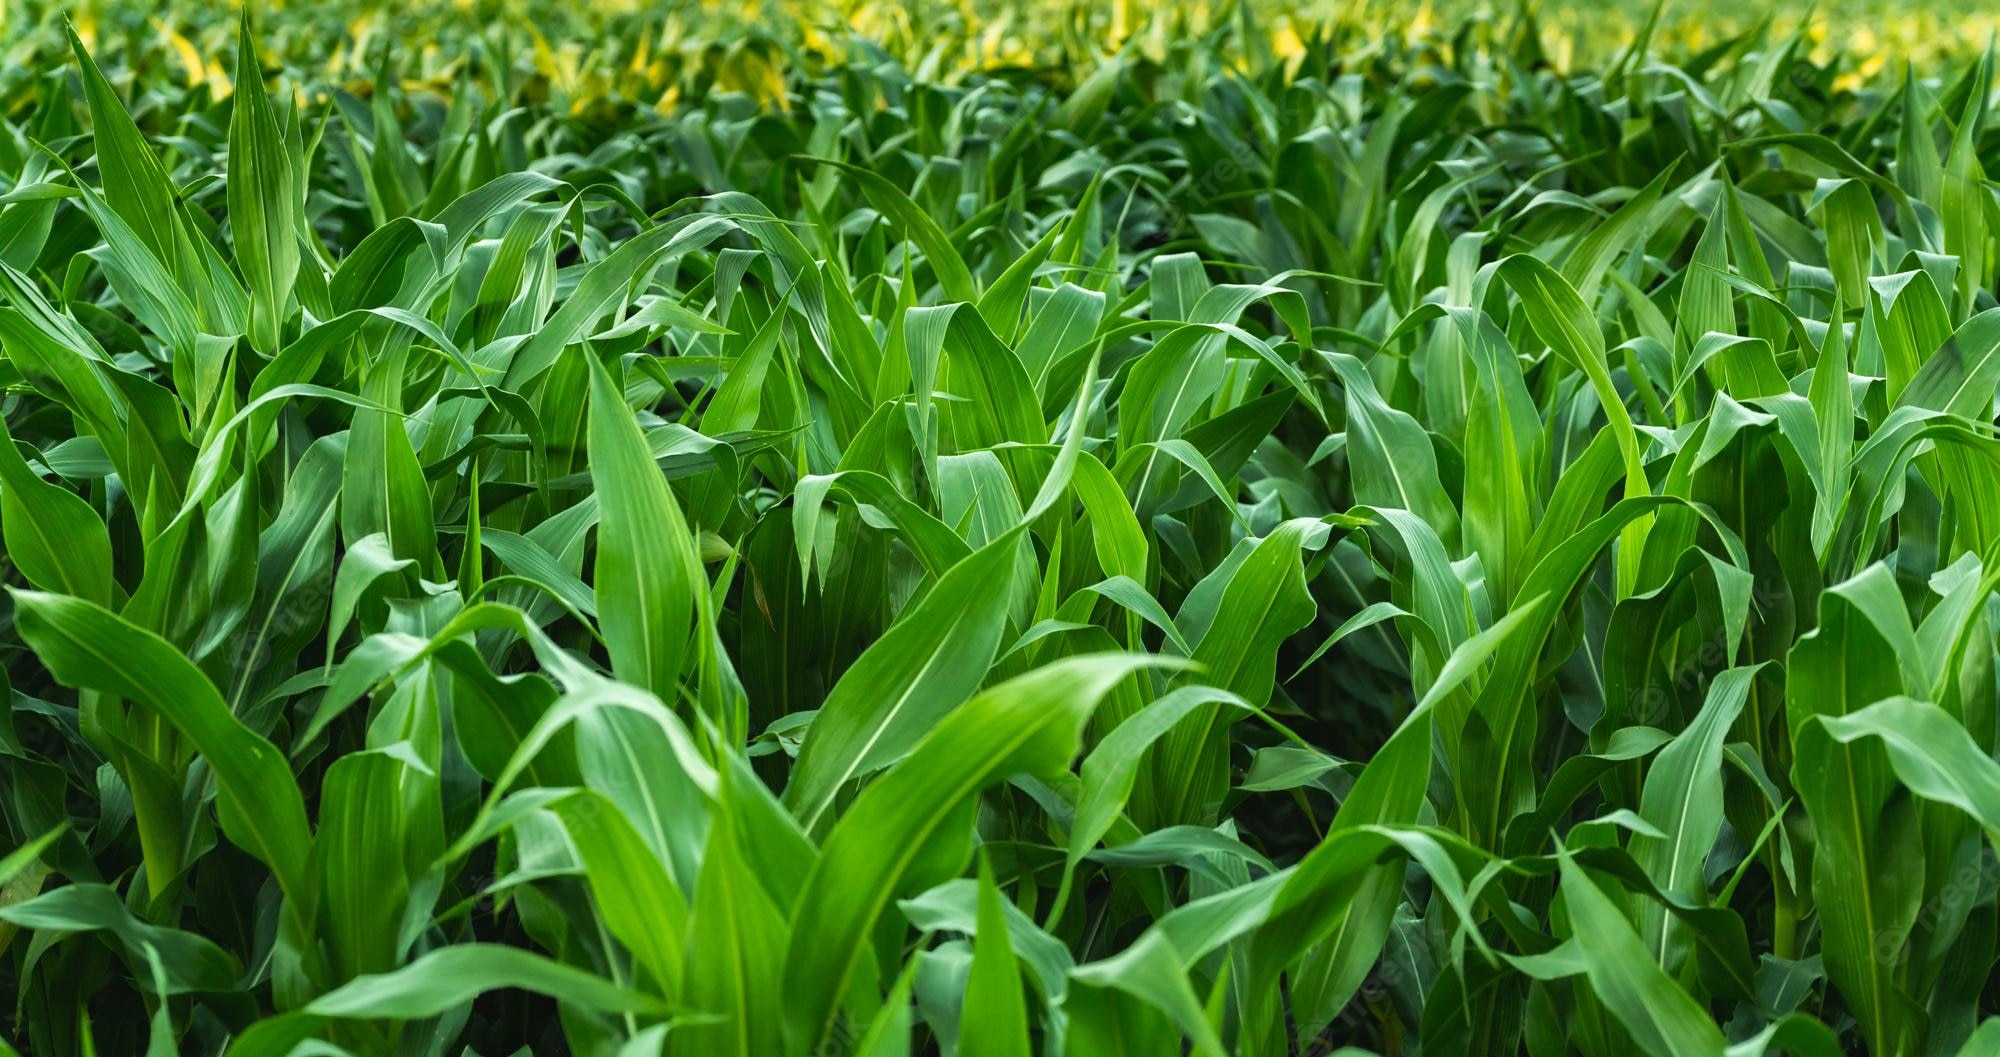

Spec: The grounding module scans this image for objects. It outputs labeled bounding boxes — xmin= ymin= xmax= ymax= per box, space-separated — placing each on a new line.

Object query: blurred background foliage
xmin=9 ymin=0 xmax=1996 ymax=116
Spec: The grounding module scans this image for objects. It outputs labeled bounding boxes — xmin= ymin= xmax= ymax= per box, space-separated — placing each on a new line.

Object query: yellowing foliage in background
xmin=16 ymin=0 xmax=1997 ymax=113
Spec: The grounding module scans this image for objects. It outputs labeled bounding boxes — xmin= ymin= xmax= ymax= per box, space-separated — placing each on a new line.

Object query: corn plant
xmin=2 ymin=4 xmax=2000 ymax=1056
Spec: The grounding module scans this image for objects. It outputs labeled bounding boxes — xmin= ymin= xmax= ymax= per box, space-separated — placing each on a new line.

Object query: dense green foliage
xmin=4 ymin=5 xmax=2000 ymax=1056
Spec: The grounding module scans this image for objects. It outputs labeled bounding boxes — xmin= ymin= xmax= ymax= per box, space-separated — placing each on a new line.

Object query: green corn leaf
xmin=12 ymin=590 xmax=313 ymax=905
xmin=227 ymin=12 xmax=301 ymax=352
xmin=781 ymin=654 xmax=1177 ymax=1052
xmin=0 ymin=416 xmax=113 ymax=605
xmin=1556 ymin=848 xmax=1731 ymax=1057
xmin=587 ymin=350 xmax=700 ymax=704
xmin=783 ymin=526 xmax=1025 ymax=832
xmin=305 ymin=944 xmax=674 ymax=1019
xmin=959 ymin=855 xmax=1032 ymax=1057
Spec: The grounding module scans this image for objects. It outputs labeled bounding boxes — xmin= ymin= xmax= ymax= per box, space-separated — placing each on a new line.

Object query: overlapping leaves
xmin=2 ymin=6 xmax=2000 ymax=1057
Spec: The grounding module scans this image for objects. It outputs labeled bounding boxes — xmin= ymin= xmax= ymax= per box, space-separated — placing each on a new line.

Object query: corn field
xmin=3 ymin=1 xmax=2000 ymax=1055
